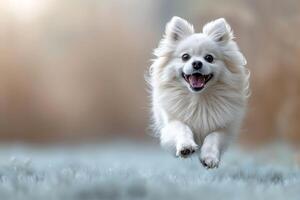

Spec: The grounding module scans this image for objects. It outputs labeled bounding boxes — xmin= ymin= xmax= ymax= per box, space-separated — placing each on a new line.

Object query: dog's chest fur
xmin=155 ymin=84 xmax=245 ymax=139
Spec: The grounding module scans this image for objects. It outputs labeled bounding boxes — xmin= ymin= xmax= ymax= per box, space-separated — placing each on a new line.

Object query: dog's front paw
xmin=200 ymin=152 xmax=220 ymax=169
xmin=176 ymin=142 xmax=198 ymax=158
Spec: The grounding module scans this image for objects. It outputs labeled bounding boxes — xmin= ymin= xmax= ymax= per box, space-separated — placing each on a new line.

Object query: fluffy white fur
xmin=149 ymin=17 xmax=250 ymax=168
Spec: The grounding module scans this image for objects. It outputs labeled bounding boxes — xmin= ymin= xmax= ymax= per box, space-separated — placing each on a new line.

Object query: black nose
xmin=192 ymin=61 xmax=202 ymax=70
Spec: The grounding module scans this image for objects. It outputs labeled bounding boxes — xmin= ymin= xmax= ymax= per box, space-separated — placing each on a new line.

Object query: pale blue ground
xmin=0 ymin=142 xmax=299 ymax=200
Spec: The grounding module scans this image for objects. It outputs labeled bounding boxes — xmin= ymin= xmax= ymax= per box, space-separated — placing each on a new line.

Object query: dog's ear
xmin=154 ymin=16 xmax=194 ymax=57
xmin=165 ymin=16 xmax=194 ymax=42
xmin=202 ymin=18 xmax=233 ymax=44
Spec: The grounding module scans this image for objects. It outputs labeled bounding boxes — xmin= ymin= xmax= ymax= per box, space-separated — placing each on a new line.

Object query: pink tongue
xmin=188 ymin=75 xmax=205 ymax=88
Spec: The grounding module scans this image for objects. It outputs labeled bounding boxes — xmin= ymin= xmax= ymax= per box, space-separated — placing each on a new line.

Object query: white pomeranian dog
xmin=149 ymin=17 xmax=250 ymax=168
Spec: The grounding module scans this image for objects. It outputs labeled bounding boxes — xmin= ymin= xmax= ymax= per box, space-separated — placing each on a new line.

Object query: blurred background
xmin=0 ymin=0 xmax=299 ymax=147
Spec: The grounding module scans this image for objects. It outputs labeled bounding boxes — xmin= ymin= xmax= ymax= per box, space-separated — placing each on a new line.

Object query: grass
xmin=0 ymin=142 xmax=299 ymax=200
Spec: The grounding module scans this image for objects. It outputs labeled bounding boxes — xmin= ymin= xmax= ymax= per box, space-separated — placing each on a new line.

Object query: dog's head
xmin=153 ymin=17 xmax=247 ymax=93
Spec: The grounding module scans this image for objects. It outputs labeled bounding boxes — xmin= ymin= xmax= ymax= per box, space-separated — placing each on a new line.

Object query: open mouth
xmin=182 ymin=72 xmax=213 ymax=91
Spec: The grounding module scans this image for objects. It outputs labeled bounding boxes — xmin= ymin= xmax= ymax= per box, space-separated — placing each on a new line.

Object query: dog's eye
xmin=181 ymin=53 xmax=190 ymax=62
xmin=204 ymin=54 xmax=214 ymax=63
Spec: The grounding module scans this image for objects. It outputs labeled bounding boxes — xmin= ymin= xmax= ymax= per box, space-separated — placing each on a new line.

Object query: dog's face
xmin=173 ymin=34 xmax=224 ymax=92
xmin=154 ymin=17 xmax=246 ymax=93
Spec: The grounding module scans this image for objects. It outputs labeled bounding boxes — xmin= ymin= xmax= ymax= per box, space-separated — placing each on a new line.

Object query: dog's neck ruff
xmin=156 ymin=81 xmax=246 ymax=135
